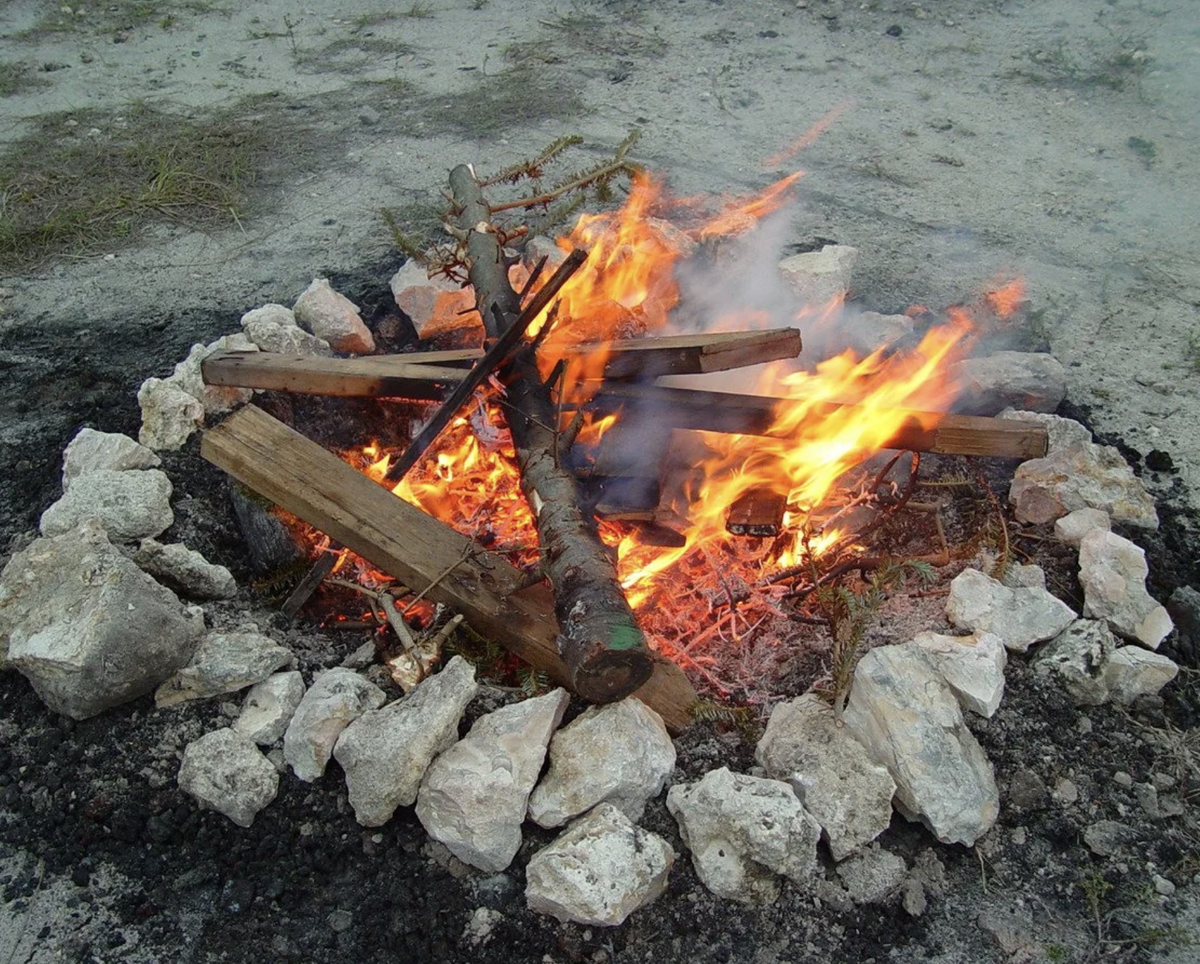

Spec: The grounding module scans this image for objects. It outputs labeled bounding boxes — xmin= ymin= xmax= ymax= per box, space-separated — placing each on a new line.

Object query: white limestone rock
xmin=997 ymin=409 xmax=1092 ymax=454
xmin=911 ymin=630 xmax=1008 ymax=718
xmin=178 ymin=728 xmax=279 ymax=827
xmin=843 ymin=643 xmax=999 ymax=846
xmin=667 ymin=767 xmax=821 ymax=904
xmin=240 ymin=303 xmax=333 ymax=356
xmin=39 ymin=468 xmax=173 ymax=542
xmin=1003 ymin=563 xmax=1046 ymax=590
xmin=1054 ymin=508 xmax=1112 ymax=547
xmin=952 ymin=352 xmax=1066 ymax=416
xmin=416 ymin=688 xmax=569 ymax=871
xmin=756 ymin=693 xmax=895 ymax=861
xmin=389 ymin=260 xmax=478 ymax=342
xmin=829 ymin=310 xmax=914 ymax=359
xmin=522 ymin=236 xmax=569 ymax=271
xmin=234 ymin=671 xmax=306 ymax=745
xmin=1079 ymin=530 xmax=1173 ymax=649
xmin=334 ymin=656 xmax=478 ymax=826
xmin=525 ymin=803 xmax=675 ymax=926
xmin=170 ymin=335 xmax=258 ymax=415
xmin=778 ymin=244 xmax=858 ymax=308
xmin=1103 ymin=647 xmax=1179 ymax=705
xmin=134 ymin=539 xmax=236 ymax=599
xmin=0 ymin=519 xmax=205 ymax=716
xmin=528 ymin=698 xmax=676 ymax=829
xmin=283 ymin=668 xmax=386 ymax=782
xmin=61 ymin=428 xmax=160 ymax=491
xmin=155 ymin=631 xmax=295 ymax=708
xmin=835 ymin=846 xmax=908 ymax=905
xmin=293 ymin=278 xmax=375 ymax=354
xmin=137 ymin=376 xmax=206 ymax=450
xmin=1009 ymin=441 xmax=1159 ymax=530
xmin=945 ymin=568 xmax=1076 ymax=653
xmin=1033 ymin=620 xmax=1116 ymax=706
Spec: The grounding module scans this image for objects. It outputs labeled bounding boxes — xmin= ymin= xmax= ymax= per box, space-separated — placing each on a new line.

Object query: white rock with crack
xmin=1103 ymin=647 xmax=1179 ymax=705
xmin=525 ymin=803 xmax=674 ymax=926
xmin=294 ymin=278 xmax=375 ymax=354
xmin=843 ymin=643 xmax=999 ymax=846
xmin=945 ymin=568 xmax=1075 ymax=653
xmin=1032 ymin=620 xmax=1116 ymax=706
xmin=39 ymin=468 xmax=173 ymax=542
xmin=952 ymin=352 xmax=1066 ymax=415
xmin=777 ymin=244 xmax=858 ymax=308
xmin=0 ymin=519 xmax=205 ymax=717
xmin=997 ymin=409 xmax=1092 ymax=454
xmin=528 ymin=698 xmax=676 ymax=828
xmin=1053 ymin=507 xmax=1112 ymax=547
xmin=134 ymin=539 xmax=236 ymax=600
xmin=283 ymin=668 xmax=386 ymax=782
xmin=416 ymin=688 xmax=569 ymax=871
xmin=667 ymin=767 xmax=821 ymax=904
xmin=1079 ymin=530 xmax=1172 ymax=649
xmin=389 ymin=260 xmax=477 ymax=341
xmin=911 ymin=630 xmax=1007 ymax=717
xmin=234 ymin=671 xmax=306 ymax=745
xmin=169 ymin=334 xmax=258 ymax=415
xmin=61 ymin=428 xmax=160 ymax=491
xmin=755 ymin=693 xmax=895 ymax=861
xmin=138 ymin=377 xmax=206 ymax=450
xmin=334 ymin=656 xmax=478 ymax=825
xmin=178 ymin=728 xmax=279 ymax=827
xmin=155 ymin=631 xmax=295 ymax=708
xmin=240 ymin=303 xmax=332 ymax=356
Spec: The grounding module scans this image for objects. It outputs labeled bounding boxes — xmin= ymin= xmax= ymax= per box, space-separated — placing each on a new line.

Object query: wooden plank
xmin=586 ymin=384 xmax=1049 ymax=460
xmin=200 ymin=405 xmax=698 ymax=732
xmin=201 ymin=351 xmax=462 ymax=400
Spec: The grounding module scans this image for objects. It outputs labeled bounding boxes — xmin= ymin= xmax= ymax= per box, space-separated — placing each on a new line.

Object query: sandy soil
xmin=2 ymin=1 xmax=1199 ymax=962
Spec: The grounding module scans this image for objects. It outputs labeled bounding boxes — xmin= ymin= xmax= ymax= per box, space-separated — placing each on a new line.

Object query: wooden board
xmin=200 ymin=404 xmax=698 ymax=731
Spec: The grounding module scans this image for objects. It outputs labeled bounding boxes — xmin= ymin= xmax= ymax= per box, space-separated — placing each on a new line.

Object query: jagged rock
xmin=156 ymin=631 xmax=295 ymax=708
xmin=283 ymin=668 xmax=386 ymax=782
xmin=843 ymin=643 xmax=999 ymax=846
xmin=1054 ymin=507 xmax=1112 ymax=547
xmin=945 ymin=568 xmax=1075 ymax=653
xmin=777 ymin=244 xmax=859 ymax=308
xmin=39 ymin=468 xmax=173 ymax=542
xmin=952 ymin=352 xmax=1066 ymax=415
xmin=522 ymin=236 xmax=569 ymax=270
xmin=240 ymin=303 xmax=333 ymax=356
xmin=1003 ymin=563 xmax=1046 ymax=590
xmin=0 ymin=520 xmax=205 ymax=716
xmin=1033 ymin=620 xmax=1116 ymax=705
xmin=755 ymin=693 xmax=895 ymax=861
xmin=178 ymin=728 xmax=279 ymax=827
xmin=61 ymin=428 xmax=160 ymax=491
xmin=416 ymin=688 xmax=569 ymax=871
xmin=334 ymin=656 xmax=478 ymax=825
xmin=528 ymin=698 xmax=676 ymax=828
xmin=667 ymin=767 xmax=821 ymax=904
xmin=1009 ymin=441 xmax=1159 ymax=530
xmin=293 ymin=278 xmax=375 ymax=354
xmin=134 ymin=540 xmax=236 ymax=599
xmin=170 ymin=335 xmax=258 ymax=415
xmin=832 ymin=310 xmax=914 ymax=359
xmin=997 ymin=409 xmax=1092 ymax=454
xmin=1167 ymin=586 xmax=1200 ymax=665
xmin=911 ymin=630 xmax=1007 ymax=717
xmin=525 ymin=804 xmax=674 ymax=926
xmin=1103 ymin=647 xmax=1179 ymax=705
xmin=389 ymin=260 xmax=477 ymax=343
xmin=1083 ymin=820 xmax=1135 ymax=857
xmin=646 ymin=217 xmax=699 ymax=258
xmin=835 ymin=846 xmax=907 ymax=904
xmin=137 ymin=377 xmax=206 ymax=450
xmin=234 ymin=671 xmax=306 ymax=745
xmin=1079 ymin=530 xmax=1172 ymax=649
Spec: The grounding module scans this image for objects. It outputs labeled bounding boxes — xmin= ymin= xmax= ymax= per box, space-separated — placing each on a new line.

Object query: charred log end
xmin=560 ymin=621 xmax=654 ymax=703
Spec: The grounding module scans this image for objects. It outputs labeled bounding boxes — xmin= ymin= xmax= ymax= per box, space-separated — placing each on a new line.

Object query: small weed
xmin=350 ymin=11 xmax=402 ymax=31
xmin=1186 ymin=331 xmax=1200 ymax=373
xmin=1126 ymin=135 xmax=1156 ymax=167
xmin=0 ymin=61 xmax=49 ymax=97
xmin=1007 ymin=33 xmax=1149 ymax=91
xmin=404 ymin=1 xmax=434 ymax=18
xmin=1045 ymin=944 xmax=1069 ymax=963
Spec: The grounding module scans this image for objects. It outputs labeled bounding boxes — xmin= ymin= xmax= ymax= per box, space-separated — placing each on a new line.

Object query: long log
xmin=200 ymin=404 xmax=698 ymax=731
xmin=448 ymin=163 xmax=656 ymax=704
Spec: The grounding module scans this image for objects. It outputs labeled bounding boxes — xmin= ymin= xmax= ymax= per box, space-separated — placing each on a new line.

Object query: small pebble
xmin=886 ymin=24 xmax=902 ymax=37
xmin=1053 ymin=778 xmax=1079 ymax=806
xmin=1113 ymin=771 xmax=1133 ymax=788
xmin=1150 ymin=772 xmax=1175 ymax=791
xmin=1153 ymin=874 xmax=1176 ymax=897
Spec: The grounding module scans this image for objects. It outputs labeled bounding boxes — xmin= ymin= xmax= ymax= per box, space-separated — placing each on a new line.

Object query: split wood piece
xmin=587 ymin=384 xmax=1050 ymax=460
xmin=201 ymin=351 xmax=463 ymax=400
xmin=280 ymin=543 xmax=341 ymax=622
xmin=200 ymin=404 xmax=697 ymax=731
xmin=726 ymin=488 xmax=788 ymax=538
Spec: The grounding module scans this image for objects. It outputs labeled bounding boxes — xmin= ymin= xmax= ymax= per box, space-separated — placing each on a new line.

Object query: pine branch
xmin=480 ymin=134 xmax=584 ymax=187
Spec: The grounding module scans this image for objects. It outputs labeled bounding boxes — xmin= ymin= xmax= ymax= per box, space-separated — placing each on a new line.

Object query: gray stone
xmin=997 ymin=409 xmax=1092 ymax=454
xmin=1003 ymin=563 xmax=1046 ymax=590
xmin=1153 ymin=874 xmax=1176 ymax=897
xmin=178 ymin=728 xmax=279 ymax=827
xmin=170 ymin=335 xmax=258 ymax=415
xmin=1167 ymin=586 xmax=1200 ymax=664
xmin=756 ymin=693 xmax=895 ymax=860
xmin=156 ymin=631 xmax=295 ymax=708
xmin=945 ymin=568 xmax=1075 ymax=653
xmin=0 ymin=520 xmax=205 ymax=717
xmin=416 ymin=688 xmax=569 ymax=871
xmin=39 ymin=468 xmax=173 ymax=542
xmin=1033 ymin=620 xmax=1116 ymax=705
xmin=835 ymin=846 xmax=907 ymax=904
xmin=1103 ymin=647 xmax=1179 ymax=705
xmin=523 ymin=236 xmax=569 ymax=271
xmin=843 ymin=643 xmax=998 ymax=846
xmin=1010 ymin=441 xmax=1159 ymax=530
xmin=977 ymin=905 xmax=1038 ymax=957
xmin=525 ymin=804 xmax=674 ymax=926
xmin=240 ymin=303 xmax=332 ymax=356
xmin=61 ymin=428 xmax=160 ymax=491
xmin=389 ymin=260 xmax=476 ymax=341
xmin=234 ymin=671 xmax=306 ymax=745
xmin=828 ymin=310 xmax=914 ymax=359
xmin=1079 ymin=530 xmax=1172 ymax=648
xmin=293 ymin=278 xmax=375 ymax=354
xmin=911 ymin=630 xmax=1007 ymax=717
xmin=528 ymin=698 xmax=676 ymax=828
xmin=778 ymin=244 xmax=858 ymax=308
xmin=134 ymin=540 xmax=236 ymax=599
xmin=667 ymin=767 xmax=821 ymax=904
xmin=1134 ymin=782 xmax=1160 ymax=816
xmin=137 ymin=376 xmax=205 ymax=450
xmin=283 ymin=668 xmax=386 ymax=782
xmin=1054 ymin=507 xmax=1112 ymax=547
xmin=334 ymin=656 xmax=478 ymax=825
xmin=953 ymin=351 xmax=1066 ymax=415
xmin=1006 ymin=769 xmax=1049 ymax=811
